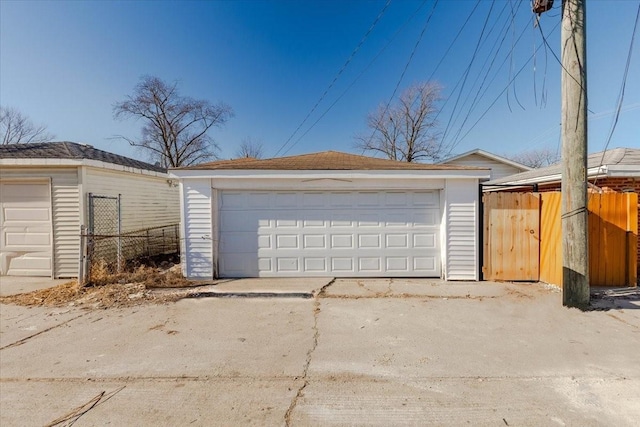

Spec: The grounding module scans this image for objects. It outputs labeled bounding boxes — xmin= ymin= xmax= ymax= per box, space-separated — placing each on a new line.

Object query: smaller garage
xmin=173 ymin=151 xmax=489 ymax=281
xmin=0 ymin=141 xmax=181 ymax=279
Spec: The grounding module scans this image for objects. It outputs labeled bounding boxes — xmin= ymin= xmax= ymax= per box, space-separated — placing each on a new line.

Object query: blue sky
xmin=1 ymin=0 xmax=638 ymax=163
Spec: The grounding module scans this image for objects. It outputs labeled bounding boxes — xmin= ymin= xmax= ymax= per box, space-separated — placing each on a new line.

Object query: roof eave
xmin=0 ymin=158 xmax=168 ymax=177
xmin=439 ymin=148 xmax=532 ymax=171
xmin=170 ymin=168 xmax=491 ymax=180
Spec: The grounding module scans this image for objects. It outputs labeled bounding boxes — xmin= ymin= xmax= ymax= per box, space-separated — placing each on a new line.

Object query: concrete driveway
xmin=1 ymin=279 xmax=639 ymax=426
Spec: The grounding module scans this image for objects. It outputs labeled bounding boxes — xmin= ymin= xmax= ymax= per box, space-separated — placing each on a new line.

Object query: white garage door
xmin=218 ymin=190 xmax=441 ymax=277
xmin=0 ymin=181 xmax=53 ymax=276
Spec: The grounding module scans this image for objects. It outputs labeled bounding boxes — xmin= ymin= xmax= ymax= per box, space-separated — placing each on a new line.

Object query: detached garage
xmin=173 ymin=151 xmax=489 ymax=280
xmin=0 ymin=142 xmax=180 ymax=278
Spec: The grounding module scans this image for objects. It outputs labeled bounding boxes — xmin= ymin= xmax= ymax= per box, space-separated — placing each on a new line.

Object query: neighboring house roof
xmin=0 ymin=141 xmax=166 ymax=173
xmin=485 ymin=147 xmax=640 ymax=187
xmin=439 ymin=148 xmax=532 ymax=171
xmin=175 ymin=150 xmax=487 ymax=171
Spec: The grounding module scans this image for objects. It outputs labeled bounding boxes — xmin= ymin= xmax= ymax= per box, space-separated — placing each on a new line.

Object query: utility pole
xmin=560 ymin=0 xmax=589 ymax=307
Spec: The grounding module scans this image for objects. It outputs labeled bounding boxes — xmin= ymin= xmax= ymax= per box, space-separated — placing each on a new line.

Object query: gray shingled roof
xmin=486 ymin=147 xmax=640 ymax=185
xmin=176 ymin=150 xmax=487 ymax=171
xmin=0 ymin=141 xmax=166 ymax=173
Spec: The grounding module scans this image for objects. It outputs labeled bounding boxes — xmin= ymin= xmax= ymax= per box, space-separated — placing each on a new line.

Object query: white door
xmin=0 ymin=181 xmax=53 ymax=276
xmin=218 ymin=190 xmax=441 ymax=277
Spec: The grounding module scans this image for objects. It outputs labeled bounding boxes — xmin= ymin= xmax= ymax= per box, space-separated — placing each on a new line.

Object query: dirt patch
xmin=0 ymin=281 xmax=182 ymax=309
xmin=0 ymin=263 xmax=197 ymax=309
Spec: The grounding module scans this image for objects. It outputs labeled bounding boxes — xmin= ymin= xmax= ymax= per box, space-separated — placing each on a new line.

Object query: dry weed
xmin=0 ymin=262 xmax=193 ymax=309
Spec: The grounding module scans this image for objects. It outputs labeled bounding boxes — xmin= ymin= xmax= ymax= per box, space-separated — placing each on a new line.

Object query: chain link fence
xmin=79 ymin=193 xmax=180 ymax=285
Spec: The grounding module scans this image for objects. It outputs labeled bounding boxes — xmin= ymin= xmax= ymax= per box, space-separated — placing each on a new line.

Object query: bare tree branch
xmin=113 ymin=76 xmax=233 ymax=167
xmin=354 ymin=82 xmax=446 ymax=163
xmin=234 ymin=137 xmax=264 ymax=159
xmin=507 ymin=147 xmax=560 ymax=168
xmin=0 ymin=107 xmax=55 ymax=144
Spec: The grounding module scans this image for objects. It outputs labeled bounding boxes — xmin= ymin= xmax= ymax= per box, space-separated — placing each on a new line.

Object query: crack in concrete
xmin=284 ymin=279 xmax=335 ymax=426
xmin=0 ymin=313 xmax=89 ymax=351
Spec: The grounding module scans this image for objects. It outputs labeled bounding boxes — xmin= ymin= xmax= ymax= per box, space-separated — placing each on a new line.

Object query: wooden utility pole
xmin=561 ymin=0 xmax=589 ymax=307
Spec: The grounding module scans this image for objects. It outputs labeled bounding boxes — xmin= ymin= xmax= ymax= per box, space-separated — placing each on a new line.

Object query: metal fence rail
xmin=80 ymin=223 xmax=180 ymax=285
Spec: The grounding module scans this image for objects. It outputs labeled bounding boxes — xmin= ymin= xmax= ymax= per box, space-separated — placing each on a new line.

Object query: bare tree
xmin=355 ymin=82 xmax=445 ymax=162
xmin=508 ymin=147 xmax=560 ymax=168
xmin=1 ymin=107 xmax=55 ymax=144
xmin=234 ymin=137 xmax=264 ymax=159
xmin=113 ymin=76 xmax=234 ymax=167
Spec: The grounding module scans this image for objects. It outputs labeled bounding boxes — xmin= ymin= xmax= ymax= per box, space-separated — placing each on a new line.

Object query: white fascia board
xmin=170 ymin=168 xmax=491 ymax=181
xmin=0 ymin=158 xmax=168 ymax=178
xmin=483 ymin=166 xmax=615 ymax=190
xmin=602 ymin=165 xmax=640 ymax=177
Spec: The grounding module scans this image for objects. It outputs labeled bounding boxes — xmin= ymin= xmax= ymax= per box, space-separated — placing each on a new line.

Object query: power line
xmin=439 ymin=0 xmax=498 ymax=146
xmin=442 ymin=0 xmax=532 ymax=151
xmin=273 ymin=0 xmax=392 ymax=157
xmin=452 ymin=20 xmax=562 ymax=147
xmin=593 ymin=1 xmax=639 ymax=188
xmin=353 ymin=0 xmax=440 ymax=158
xmin=536 ymin=17 xmax=595 ymax=114
xmin=280 ymin=0 xmax=431 ymax=157
xmin=447 ymin=0 xmax=521 ymax=146
xmin=359 ymin=0 xmax=484 ymax=157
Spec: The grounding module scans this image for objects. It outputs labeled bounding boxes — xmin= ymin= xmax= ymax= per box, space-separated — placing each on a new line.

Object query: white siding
xmin=83 ymin=168 xmax=179 ymax=232
xmin=0 ymin=167 xmax=80 ymax=278
xmin=444 ymin=179 xmax=479 ymax=280
xmin=444 ymin=154 xmax=524 ymax=180
xmin=181 ymin=179 xmax=213 ymax=279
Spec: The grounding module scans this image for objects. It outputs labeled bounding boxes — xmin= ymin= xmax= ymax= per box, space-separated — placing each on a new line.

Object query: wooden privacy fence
xmin=483 ymin=192 xmax=638 ymax=287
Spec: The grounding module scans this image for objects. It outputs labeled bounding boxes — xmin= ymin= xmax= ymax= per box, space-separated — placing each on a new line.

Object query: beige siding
xmin=444 ymin=154 xmax=524 ymax=180
xmin=0 ymin=167 xmax=80 ymax=278
xmin=83 ymin=168 xmax=180 ymax=232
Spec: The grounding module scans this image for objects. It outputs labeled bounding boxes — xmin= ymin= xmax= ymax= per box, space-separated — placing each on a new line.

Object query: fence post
xmin=78 ymin=225 xmax=86 ymax=287
xmin=147 ymin=229 xmax=151 ymax=258
xmin=117 ymin=194 xmax=122 ymax=272
xmin=88 ymin=193 xmax=94 ymax=233
xmin=175 ymin=224 xmax=180 ymax=254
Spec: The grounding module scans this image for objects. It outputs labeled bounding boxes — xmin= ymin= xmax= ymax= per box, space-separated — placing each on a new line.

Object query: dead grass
xmin=88 ymin=261 xmax=192 ymax=289
xmin=0 ymin=261 xmax=195 ymax=309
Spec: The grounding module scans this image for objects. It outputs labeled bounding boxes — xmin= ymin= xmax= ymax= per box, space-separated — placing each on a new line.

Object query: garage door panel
xmin=304 ymin=257 xmax=327 ymax=272
xmin=220 ymin=253 xmax=258 ymax=276
xmin=303 ymin=234 xmax=326 ymax=249
xmin=386 ymin=257 xmax=409 ymax=271
xmin=359 ymin=257 xmax=381 ymax=272
xmin=414 ymin=233 xmax=437 ymax=248
xmin=330 ymin=234 xmax=353 ymax=249
xmin=276 ymin=234 xmax=299 ymax=249
xmin=414 ymin=257 xmax=437 ymax=271
xmin=386 ymin=234 xmax=409 ymax=248
xmin=356 ymin=192 xmax=380 ymax=207
xmin=4 ymin=229 xmax=51 ymax=247
xmin=303 ymin=219 xmax=325 ymax=228
xmin=220 ymin=231 xmax=258 ymax=252
xmin=302 ymin=193 xmax=326 ymax=208
xmin=4 ymin=207 xmax=50 ymax=221
xmin=277 ymin=257 xmax=299 ymax=272
xmin=218 ymin=190 xmax=441 ymax=277
xmin=329 ymin=192 xmax=353 ymax=207
xmin=358 ymin=234 xmax=381 ymax=249
xmin=1 ymin=181 xmax=53 ymax=277
xmin=331 ymin=257 xmax=354 ymax=272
